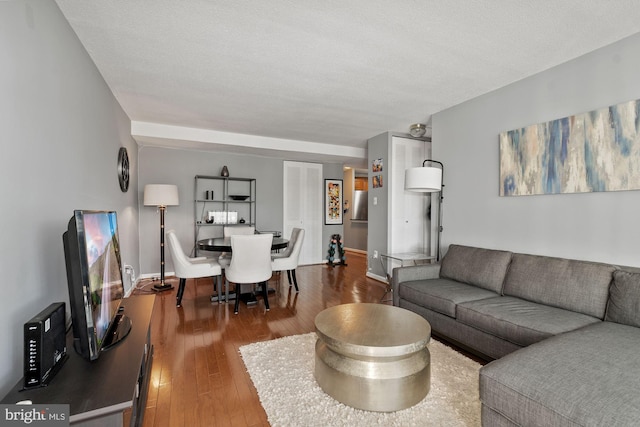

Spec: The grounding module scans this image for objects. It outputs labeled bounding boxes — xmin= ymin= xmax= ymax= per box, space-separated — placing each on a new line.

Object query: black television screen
xmin=63 ymin=210 xmax=130 ymax=361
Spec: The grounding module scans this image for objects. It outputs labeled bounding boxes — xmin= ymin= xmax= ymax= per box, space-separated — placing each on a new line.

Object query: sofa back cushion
xmin=605 ymin=270 xmax=640 ymax=328
xmin=503 ymin=253 xmax=615 ymax=318
xmin=439 ymin=245 xmax=513 ymax=294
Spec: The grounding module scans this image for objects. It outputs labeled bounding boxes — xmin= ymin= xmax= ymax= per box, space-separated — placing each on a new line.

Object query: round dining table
xmin=197 ymin=236 xmax=289 ymax=252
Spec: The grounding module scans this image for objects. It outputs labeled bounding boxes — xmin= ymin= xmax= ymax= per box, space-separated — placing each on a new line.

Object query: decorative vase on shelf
xmin=221 ymin=165 xmax=229 ymax=177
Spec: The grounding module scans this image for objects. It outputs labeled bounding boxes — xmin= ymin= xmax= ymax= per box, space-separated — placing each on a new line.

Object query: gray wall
xmin=433 ymin=32 xmax=640 ymax=267
xmin=0 ymin=1 xmax=139 ymax=396
xmin=139 ymin=147 xmax=344 ymax=275
xmin=366 ymin=132 xmax=391 ymax=278
xmin=139 ymin=147 xmax=283 ymax=275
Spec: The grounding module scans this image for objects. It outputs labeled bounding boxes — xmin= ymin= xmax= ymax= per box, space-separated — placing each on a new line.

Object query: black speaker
xmin=23 ymin=302 xmax=68 ymax=389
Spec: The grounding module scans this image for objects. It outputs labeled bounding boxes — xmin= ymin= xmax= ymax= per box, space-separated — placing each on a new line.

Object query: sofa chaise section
xmin=479 ymin=269 xmax=640 ymax=426
xmin=480 ymin=321 xmax=640 ymax=426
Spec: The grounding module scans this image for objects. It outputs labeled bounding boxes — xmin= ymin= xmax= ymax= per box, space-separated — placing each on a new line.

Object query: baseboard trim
xmin=125 ymin=277 xmax=142 ymax=297
xmin=366 ymin=271 xmax=387 ymax=283
xmin=344 ymin=248 xmax=366 ymax=254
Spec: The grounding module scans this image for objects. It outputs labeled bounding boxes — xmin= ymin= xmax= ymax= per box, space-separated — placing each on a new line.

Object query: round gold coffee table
xmin=314 ymin=303 xmax=431 ymax=412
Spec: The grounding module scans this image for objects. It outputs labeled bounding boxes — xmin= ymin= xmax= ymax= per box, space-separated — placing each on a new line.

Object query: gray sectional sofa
xmin=392 ymin=244 xmax=640 ymax=426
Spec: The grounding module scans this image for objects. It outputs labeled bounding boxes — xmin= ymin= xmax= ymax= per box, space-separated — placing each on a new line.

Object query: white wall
xmin=433 ymin=32 xmax=640 ymax=267
xmin=0 ymin=1 xmax=138 ymax=395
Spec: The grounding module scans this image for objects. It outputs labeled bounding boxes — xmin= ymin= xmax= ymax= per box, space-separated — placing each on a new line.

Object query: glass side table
xmin=379 ymin=252 xmax=436 ymax=303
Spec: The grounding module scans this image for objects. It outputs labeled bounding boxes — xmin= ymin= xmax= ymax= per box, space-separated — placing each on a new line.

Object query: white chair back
xmin=223 ymin=225 xmax=255 ymax=237
xmin=219 ymin=225 xmax=256 ymax=268
xmin=225 ymin=234 xmax=273 ymax=284
xmin=167 ymin=230 xmax=221 ymax=278
xmin=166 ymin=230 xmax=192 ymax=278
xmin=166 ymin=230 xmax=223 ymax=307
xmin=288 ymin=228 xmax=305 ymax=265
xmin=272 ymin=229 xmax=305 ymax=270
xmin=276 ymin=228 xmax=302 ymax=258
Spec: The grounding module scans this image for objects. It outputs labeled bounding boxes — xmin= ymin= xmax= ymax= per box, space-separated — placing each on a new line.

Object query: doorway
xmin=282 ymin=161 xmax=323 ymax=264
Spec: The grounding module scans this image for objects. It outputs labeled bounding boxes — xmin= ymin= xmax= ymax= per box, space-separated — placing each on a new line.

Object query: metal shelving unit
xmin=194 ymin=175 xmax=256 ymax=255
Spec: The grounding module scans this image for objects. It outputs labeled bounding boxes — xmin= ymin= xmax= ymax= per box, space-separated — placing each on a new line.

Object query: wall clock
xmin=117 ymin=147 xmax=130 ymax=192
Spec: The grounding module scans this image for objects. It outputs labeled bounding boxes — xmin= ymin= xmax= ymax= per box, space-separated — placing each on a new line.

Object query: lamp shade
xmin=405 ymin=166 xmax=442 ymax=192
xmin=144 ymin=184 xmax=179 ymax=206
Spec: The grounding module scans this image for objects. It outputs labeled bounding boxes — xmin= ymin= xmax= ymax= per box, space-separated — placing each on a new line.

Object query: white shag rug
xmin=239 ymin=333 xmax=481 ymax=426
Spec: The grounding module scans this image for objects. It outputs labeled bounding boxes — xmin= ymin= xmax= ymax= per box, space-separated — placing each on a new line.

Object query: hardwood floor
xmin=133 ymin=251 xmax=388 ymax=427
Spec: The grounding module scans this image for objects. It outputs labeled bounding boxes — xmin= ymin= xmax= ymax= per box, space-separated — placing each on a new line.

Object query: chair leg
xmin=234 ymin=283 xmax=241 ymax=314
xmin=286 ymin=270 xmax=292 ymax=285
xmin=291 ymin=269 xmax=299 ymax=292
xmin=261 ymin=281 xmax=270 ymax=311
xmin=210 ymin=275 xmax=223 ymax=303
xmin=176 ymin=278 xmax=186 ymax=307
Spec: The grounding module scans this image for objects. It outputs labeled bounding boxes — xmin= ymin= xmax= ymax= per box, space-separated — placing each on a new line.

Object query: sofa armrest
xmin=391 ymin=264 xmax=441 ymax=306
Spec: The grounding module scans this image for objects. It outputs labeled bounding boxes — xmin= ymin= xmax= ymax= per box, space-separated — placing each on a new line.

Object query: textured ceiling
xmin=55 ymin=1 xmax=640 ymax=167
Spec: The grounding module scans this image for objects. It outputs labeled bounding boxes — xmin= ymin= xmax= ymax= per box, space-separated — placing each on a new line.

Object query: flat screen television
xmin=62 ymin=210 xmax=131 ymax=361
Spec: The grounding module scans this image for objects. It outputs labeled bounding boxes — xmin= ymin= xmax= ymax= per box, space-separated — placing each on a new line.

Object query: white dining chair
xmin=166 ymin=230 xmax=223 ymax=307
xmin=225 ymin=234 xmax=273 ymax=314
xmin=272 ymin=228 xmax=305 ymax=292
xmin=223 ymin=225 xmax=255 ymax=236
xmin=218 ymin=225 xmax=256 ymax=269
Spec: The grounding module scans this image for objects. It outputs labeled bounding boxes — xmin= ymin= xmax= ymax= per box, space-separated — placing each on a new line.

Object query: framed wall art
xmin=500 ymin=99 xmax=640 ymax=196
xmin=324 ymin=179 xmax=343 ymax=225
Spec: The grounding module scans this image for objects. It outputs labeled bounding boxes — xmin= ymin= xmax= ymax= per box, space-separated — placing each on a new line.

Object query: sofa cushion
xmin=503 ymin=253 xmax=615 ymax=318
xmin=439 ymin=245 xmax=513 ymax=294
xmin=480 ymin=322 xmax=640 ymax=426
xmin=605 ymin=270 xmax=640 ymax=328
xmin=400 ymin=300 xmax=523 ymax=360
xmin=457 ymin=296 xmax=601 ymax=347
xmin=398 ymin=278 xmax=498 ymax=318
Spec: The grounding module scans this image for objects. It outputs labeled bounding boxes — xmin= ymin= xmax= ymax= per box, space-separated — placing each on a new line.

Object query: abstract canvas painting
xmin=499 ymin=99 xmax=640 ymax=196
xmin=324 ymin=179 xmax=343 ymax=225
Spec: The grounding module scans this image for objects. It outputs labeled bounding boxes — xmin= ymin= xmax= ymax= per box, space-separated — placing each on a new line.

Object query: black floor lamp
xmin=144 ymin=184 xmax=179 ymax=291
xmin=405 ymin=160 xmax=444 ymax=261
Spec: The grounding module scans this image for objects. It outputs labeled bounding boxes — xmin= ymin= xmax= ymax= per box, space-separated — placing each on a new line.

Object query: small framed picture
xmin=324 ymin=179 xmax=343 ymax=225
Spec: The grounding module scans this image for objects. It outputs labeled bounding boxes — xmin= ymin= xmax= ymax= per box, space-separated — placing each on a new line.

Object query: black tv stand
xmin=2 ymin=295 xmax=155 ymax=426
xmin=101 ymin=313 xmax=132 ymax=351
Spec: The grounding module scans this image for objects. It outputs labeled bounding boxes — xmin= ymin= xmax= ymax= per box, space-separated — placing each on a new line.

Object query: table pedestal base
xmin=314 ymin=339 xmax=430 ymax=412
